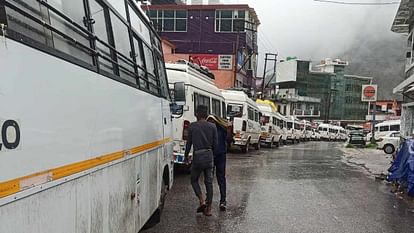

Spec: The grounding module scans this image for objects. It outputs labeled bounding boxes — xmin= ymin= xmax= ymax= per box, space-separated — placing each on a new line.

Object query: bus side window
xmin=89 ymin=0 xmax=114 ymax=74
xmin=5 ymin=1 xmax=53 ymax=48
xmin=212 ymin=99 xmax=221 ymax=116
xmin=143 ymin=44 xmax=159 ymax=95
xmin=194 ymin=93 xmax=199 ymax=116
xmin=48 ymin=0 xmax=92 ymax=65
xmin=155 ymin=55 xmax=170 ymax=99
xmin=221 ymin=102 xmax=226 ymax=118
xmin=390 ymin=124 xmax=400 ymax=131
xmin=248 ymin=107 xmax=254 ymax=121
xmin=109 ymin=11 xmax=136 ymax=84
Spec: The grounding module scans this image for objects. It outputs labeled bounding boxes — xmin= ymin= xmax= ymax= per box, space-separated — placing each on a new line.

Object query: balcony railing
xmin=294 ymin=109 xmax=321 ymax=117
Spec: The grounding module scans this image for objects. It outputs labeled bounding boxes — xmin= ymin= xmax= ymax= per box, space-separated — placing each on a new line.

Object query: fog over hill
xmin=338 ymin=32 xmax=406 ymax=100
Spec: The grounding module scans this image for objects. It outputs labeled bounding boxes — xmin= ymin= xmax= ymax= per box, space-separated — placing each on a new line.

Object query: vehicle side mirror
xmin=173 ymin=82 xmax=186 ymax=106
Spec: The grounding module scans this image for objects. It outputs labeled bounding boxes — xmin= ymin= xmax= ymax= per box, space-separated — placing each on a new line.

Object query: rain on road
xmin=142 ymin=142 xmax=414 ymax=233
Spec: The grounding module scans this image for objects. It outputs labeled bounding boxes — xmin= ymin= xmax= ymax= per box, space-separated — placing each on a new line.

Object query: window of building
xmin=215 ymin=10 xmax=246 ymax=32
xmin=148 ymin=10 xmax=187 ymax=32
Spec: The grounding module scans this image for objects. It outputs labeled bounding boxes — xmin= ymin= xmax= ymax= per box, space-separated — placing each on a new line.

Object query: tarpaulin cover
xmin=388 ymin=139 xmax=414 ymax=196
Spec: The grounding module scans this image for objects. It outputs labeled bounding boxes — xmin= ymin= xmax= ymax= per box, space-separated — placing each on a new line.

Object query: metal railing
xmin=294 ymin=109 xmax=321 ymax=117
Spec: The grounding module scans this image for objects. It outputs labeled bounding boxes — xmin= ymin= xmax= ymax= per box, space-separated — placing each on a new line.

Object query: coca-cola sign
xmin=190 ymin=54 xmax=219 ymax=70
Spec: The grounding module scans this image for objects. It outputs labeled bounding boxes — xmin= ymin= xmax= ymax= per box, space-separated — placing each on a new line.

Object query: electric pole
xmin=261 ymin=53 xmax=278 ymax=99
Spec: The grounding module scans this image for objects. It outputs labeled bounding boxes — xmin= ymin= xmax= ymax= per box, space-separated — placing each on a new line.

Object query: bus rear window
xmin=227 ymin=104 xmax=243 ymax=118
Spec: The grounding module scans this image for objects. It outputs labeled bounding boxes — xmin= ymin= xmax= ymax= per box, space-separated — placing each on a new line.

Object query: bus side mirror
xmin=173 ymin=82 xmax=186 ymax=106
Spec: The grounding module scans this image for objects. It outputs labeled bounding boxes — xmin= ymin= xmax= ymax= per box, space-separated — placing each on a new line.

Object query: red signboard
xmin=190 ymin=54 xmax=218 ymax=70
xmin=363 ymin=86 xmax=376 ymax=98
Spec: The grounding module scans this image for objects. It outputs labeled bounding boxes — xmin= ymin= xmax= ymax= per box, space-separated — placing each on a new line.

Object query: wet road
xmin=143 ymin=142 xmax=414 ymax=233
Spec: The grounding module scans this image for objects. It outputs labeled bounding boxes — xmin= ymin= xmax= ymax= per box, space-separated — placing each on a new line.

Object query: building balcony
xmin=294 ymin=109 xmax=321 ymax=118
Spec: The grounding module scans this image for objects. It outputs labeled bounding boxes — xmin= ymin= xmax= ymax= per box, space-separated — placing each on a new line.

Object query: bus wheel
xmin=143 ymin=178 xmax=167 ymax=229
xmin=241 ymin=140 xmax=250 ymax=153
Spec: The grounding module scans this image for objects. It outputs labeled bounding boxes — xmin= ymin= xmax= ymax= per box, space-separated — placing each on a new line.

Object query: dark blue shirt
xmin=214 ymin=124 xmax=228 ymax=157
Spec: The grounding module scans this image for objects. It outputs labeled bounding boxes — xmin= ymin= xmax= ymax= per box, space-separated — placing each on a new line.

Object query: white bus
xmin=256 ymin=101 xmax=282 ymax=148
xmin=222 ymin=90 xmax=261 ymax=153
xmin=0 ymin=1 xmax=180 ymax=232
xmin=166 ymin=61 xmax=226 ymax=165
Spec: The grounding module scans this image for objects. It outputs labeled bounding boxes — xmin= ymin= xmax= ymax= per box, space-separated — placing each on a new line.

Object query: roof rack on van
xmin=226 ymin=87 xmax=254 ymax=98
xmin=176 ymin=60 xmax=215 ymax=80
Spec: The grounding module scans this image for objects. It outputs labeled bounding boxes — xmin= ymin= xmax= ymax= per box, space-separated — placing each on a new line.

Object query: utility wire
xmin=314 ymin=0 xmax=400 ymax=5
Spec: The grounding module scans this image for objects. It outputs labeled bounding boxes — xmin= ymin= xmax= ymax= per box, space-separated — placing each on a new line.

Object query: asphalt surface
xmin=142 ymin=142 xmax=414 ymax=233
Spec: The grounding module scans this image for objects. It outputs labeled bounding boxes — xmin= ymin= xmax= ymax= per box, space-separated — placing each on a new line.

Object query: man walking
xmin=184 ymin=105 xmax=218 ymax=216
xmin=207 ymin=115 xmax=229 ymax=211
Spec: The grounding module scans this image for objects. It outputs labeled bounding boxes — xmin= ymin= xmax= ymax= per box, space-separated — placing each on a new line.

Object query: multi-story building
xmin=391 ymin=0 xmax=414 ymax=137
xmin=274 ymin=58 xmax=371 ymax=123
xmin=143 ymin=3 xmax=260 ymax=89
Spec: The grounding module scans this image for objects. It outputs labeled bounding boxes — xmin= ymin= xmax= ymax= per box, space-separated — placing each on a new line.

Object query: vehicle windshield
xmin=227 ymin=104 xmax=243 ymax=118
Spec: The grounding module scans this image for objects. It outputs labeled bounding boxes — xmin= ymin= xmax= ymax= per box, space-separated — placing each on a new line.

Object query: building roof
xmin=344 ymin=74 xmax=373 ymax=81
xmin=391 ymin=0 xmax=412 ymax=34
xmin=144 ymin=4 xmax=260 ymax=24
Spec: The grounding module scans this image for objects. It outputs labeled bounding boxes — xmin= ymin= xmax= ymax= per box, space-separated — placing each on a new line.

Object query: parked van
xmin=277 ymin=113 xmax=289 ymax=145
xmin=286 ymin=116 xmax=301 ymax=143
xmin=366 ymin=120 xmax=401 ymax=141
xmin=339 ymin=128 xmax=348 ymax=141
xmin=222 ymin=90 xmax=261 ymax=153
xmin=300 ymin=120 xmax=312 ymax=141
xmin=318 ymin=123 xmax=331 ymax=141
xmin=329 ymin=126 xmax=340 ymax=141
xmin=167 ymin=62 xmax=226 ymax=164
xmin=256 ymin=100 xmax=282 ymax=148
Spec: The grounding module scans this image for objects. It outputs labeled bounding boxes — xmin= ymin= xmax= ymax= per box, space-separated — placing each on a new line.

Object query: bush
xmin=346 ymin=144 xmax=355 ymax=148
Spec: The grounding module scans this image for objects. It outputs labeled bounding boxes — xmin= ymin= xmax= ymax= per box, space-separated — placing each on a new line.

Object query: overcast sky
xmin=221 ymin=0 xmax=403 ymax=75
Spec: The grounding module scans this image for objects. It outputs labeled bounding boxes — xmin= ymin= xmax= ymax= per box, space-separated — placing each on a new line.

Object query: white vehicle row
xmin=318 ymin=124 xmax=348 ymax=141
xmin=167 ymin=61 xmax=345 ymax=159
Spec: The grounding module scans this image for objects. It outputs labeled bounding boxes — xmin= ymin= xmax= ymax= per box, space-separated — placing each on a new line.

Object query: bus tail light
xmin=182 ymin=120 xmax=190 ymax=140
xmin=269 ymin=126 xmax=272 ymax=133
xmin=242 ymin=120 xmax=247 ymax=132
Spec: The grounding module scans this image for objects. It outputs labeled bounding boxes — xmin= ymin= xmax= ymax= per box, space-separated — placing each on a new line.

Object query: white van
xmin=222 ymin=90 xmax=261 ymax=153
xmin=300 ymin=120 xmax=312 ymax=141
xmin=366 ymin=120 xmax=401 ymax=141
xmin=286 ymin=116 xmax=301 ymax=143
xmin=277 ymin=113 xmax=289 ymax=145
xmin=318 ymin=123 xmax=331 ymax=140
xmin=339 ymin=128 xmax=348 ymax=141
xmin=257 ymin=101 xmax=283 ymax=148
xmin=167 ymin=62 xmax=226 ymax=164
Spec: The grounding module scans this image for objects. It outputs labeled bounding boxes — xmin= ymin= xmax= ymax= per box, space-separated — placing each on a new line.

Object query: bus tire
xmin=241 ymin=139 xmax=250 ymax=153
xmin=143 ymin=178 xmax=167 ymax=229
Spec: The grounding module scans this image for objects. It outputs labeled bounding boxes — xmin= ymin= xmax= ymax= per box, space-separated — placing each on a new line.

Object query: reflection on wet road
xmin=142 ymin=142 xmax=414 ymax=233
